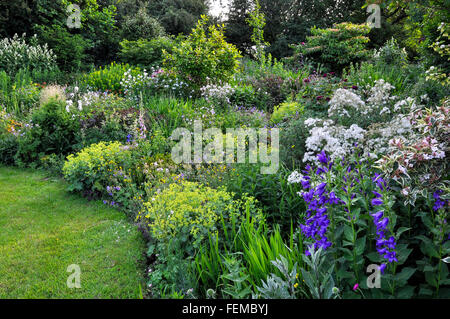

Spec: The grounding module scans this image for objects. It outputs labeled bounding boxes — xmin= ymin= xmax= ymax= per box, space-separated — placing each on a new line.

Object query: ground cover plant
xmin=0 ymin=0 xmax=448 ymax=300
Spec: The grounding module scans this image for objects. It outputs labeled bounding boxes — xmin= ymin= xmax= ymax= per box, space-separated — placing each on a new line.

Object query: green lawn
xmin=0 ymin=166 xmax=146 ymax=298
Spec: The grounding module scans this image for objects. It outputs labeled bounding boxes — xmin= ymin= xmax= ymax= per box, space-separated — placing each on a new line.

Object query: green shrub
xmin=119 ymin=37 xmax=175 ymax=70
xmin=37 ymin=25 xmax=87 ymax=72
xmin=223 ymin=163 xmax=304 ymax=231
xmin=250 ymin=75 xmax=286 ymax=112
xmin=373 ymin=38 xmax=409 ymax=67
xmin=279 ymin=114 xmax=311 ymax=169
xmin=15 ymin=99 xmax=79 ymax=166
xmin=140 ymin=181 xmax=263 ymax=251
xmin=82 ymin=62 xmax=141 ymax=95
xmin=62 ymin=141 xmax=132 ymax=195
xmin=230 ymin=84 xmax=261 ymax=109
xmin=163 ymin=15 xmax=242 ymax=92
xmin=142 ymin=96 xmax=195 ymax=137
xmin=292 ymin=23 xmax=371 ymax=72
xmin=120 ymin=5 xmax=165 ymax=41
xmin=271 ymin=101 xmax=304 ymax=124
xmin=344 ymin=62 xmax=411 ymax=96
xmin=343 ymin=39 xmax=415 ymax=96
xmin=39 ymin=153 xmax=65 ymax=176
xmin=0 ymin=133 xmax=18 ymax=165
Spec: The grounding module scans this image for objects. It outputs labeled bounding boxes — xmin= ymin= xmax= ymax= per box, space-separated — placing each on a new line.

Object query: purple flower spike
xmin=371 ymin=198 xmax=383 ymax=206
xmin=317 ymin=151 xmax=329 ymax=165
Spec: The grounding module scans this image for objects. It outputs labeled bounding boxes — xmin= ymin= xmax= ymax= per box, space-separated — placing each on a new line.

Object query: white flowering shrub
xmin=303 ymin=118 xmax=366 ymax=164
xmin=120 ymin=67 xmax=190 ymax=100
xmin=328 ymin=79 xmax=399 ymax=128
xmin=302 ymin=79 xmax=419 ymax=164
xmin=364 ymin=114 xmax=414 ymax=158
xmin=328 ymin=88 xmax=366 ymax=118
xmin=365 ymin=79 xmax=397 ymax=110
xmin=64 ymin=86 xmax=124 ymax=114
xmin=0 ymin=34 xmax=57 ymax=75
xmin=200 ymin=82 xmax=235 ymax=108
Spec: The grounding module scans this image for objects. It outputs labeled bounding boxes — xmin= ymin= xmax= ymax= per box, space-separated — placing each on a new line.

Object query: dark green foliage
xmin=15 ymin=99 xmax=80 ymax=166
xmin=147 ymin=0 xmax=209 ymax=36
xmin=291 ymin=23 xmax=371 ymax=73
xmin=225 ymin=0 xmax=366 ymax=59
xmin=0 ymin=134 xmax=18 ymax=165
xmin=119 ymin=37 xmax=175 ymax=69
xmin=372 ymin=0 xmax=450 ymax=68
xmin=225 ymin=0 xmax=253 ymax=55
xmin=120 ymin=4 xmax=166 ymax=41
xmin=224 ymin=163 xmax=305 ymax=232
xmin=37 ymin=25 xmax=87 ymax=72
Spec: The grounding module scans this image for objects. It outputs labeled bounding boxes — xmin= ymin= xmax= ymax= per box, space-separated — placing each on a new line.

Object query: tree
xmin=147 ymin=0 xmax=210 ymax=35
xmin=365 ymin=0 xmax=450 ymax=67
xmin=0 ymin=0 xmax=61 ymax=38
xmin=225 ymin=0 xmax=253 ymax=55
xmin=33 ymin=0 xmax=119 ymax=68
xmin=246 ymin=0 xmax=269 ymax=62
xmin=224 ymin=0 xmax=366 ymax=58
xmin=163 ymin=15 xmax=242 ymax=91
xmin=121 ymin=4 xmax=166 ymax=41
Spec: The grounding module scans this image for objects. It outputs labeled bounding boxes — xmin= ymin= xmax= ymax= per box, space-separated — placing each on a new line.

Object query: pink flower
xmin=353 ymin=283 xmax=359 ymax=291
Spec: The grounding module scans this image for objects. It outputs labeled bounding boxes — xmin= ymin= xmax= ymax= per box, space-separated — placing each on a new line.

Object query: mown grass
xmin=0 ymin=166 xmax=146 ymax=298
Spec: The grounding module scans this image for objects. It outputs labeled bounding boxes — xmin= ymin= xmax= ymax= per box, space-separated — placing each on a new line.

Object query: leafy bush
xmin=15 ymin=99 xmax=79 ymax=166
xmin=0 ymin=133 xmax=18 ymax=165
xmin=0 ymin=109 xmax=19 ymax=165
xmin=37 ymin=25 xmax=87 ymax=72
xmin=82 ymin=62 xmax=141 ymax=94
xmin=279 ymin=113 xmax=311 ymax=169
xmin=376 ymin=100 xmax=449 ymax=206
xmin=119 ymin=37 xmax=175 ymax=70
xmin=77 ymin=106 xmax=141 ymax=148
xmin=373 ymin=38 xmax=409 ymax=67
xmin=140 ymin=181 xmax=263 ymax=251
xmin=121 ymin=68 xmax=191 ymax=101
xmin=229 ymin=84 xmax=262 ymax=109
xmin=291 ymin=23 xmax=371 ymax=72
xmin=344 ymin=62 xmax=411 ymax=96
xmin=0 ymin=34 xmax=57 ymax=75
xmin=251 ymin=75 xmax=286 ymax=112
xmin=297 ymin=72 xmax=344 ymax=117
xmin=224 ymin=163 xmax=304 ymax=231
xmin=343 ymin=39 xmax=419 ymax=97
xmin=271 ymin=101 xmax=304 ymax=125
xmin=63 ymin=141 xmax=132 ymax=196
xmin=163 ymin=15 xmax=242 ymax=92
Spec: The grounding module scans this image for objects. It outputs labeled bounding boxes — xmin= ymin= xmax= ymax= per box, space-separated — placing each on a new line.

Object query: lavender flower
xmin=433 ymin=190 xmax=446 ymax=211
xmin=370 ymin=175 xmax=397 ymax=273
xmin=299 ymin=152 xmax=337 ymax=255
